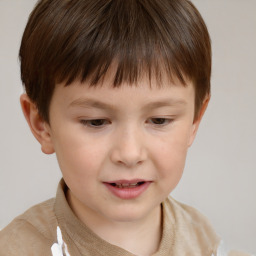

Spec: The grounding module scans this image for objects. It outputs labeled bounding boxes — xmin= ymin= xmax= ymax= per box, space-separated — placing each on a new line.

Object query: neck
xmin=98 ymin=206 xmax=162 ymax=256
xmin=67 ymin=190 xmax=162 ymax=256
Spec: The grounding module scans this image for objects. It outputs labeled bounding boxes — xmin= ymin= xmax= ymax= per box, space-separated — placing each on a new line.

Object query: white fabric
xmin=213 ymin=241 xmax=255 ymax=256
xmin=51 ymin=226 xmax=71 ymax=256
xmin=215 ymin=240 xmax=229 ymax=256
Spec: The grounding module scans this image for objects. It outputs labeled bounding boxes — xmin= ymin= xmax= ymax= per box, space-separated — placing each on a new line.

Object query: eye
xmin=148 ymin=117 xmax=172 ymax=126
xmin=80 ymin=119 xmax=110 ymax=127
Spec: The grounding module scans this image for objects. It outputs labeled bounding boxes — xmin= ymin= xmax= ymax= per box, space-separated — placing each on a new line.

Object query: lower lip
xmin=104 ymin=182 xmax=151 ymax=200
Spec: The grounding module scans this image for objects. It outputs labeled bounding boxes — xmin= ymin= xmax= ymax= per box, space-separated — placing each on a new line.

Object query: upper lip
xmin=104 ymin=179 xmax=150 ymax=184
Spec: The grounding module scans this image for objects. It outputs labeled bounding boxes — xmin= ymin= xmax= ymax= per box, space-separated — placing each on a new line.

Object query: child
xmin=0 ymin=0 xmax=253 ymax=255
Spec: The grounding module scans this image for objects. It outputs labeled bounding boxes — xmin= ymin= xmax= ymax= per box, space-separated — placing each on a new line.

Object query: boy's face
xmin=25 ymin=75 xmax=206 ymax=225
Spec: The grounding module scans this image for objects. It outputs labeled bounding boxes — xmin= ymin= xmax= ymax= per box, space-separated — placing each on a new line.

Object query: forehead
xmin=53 ymin=75 xmax=195 ymax=110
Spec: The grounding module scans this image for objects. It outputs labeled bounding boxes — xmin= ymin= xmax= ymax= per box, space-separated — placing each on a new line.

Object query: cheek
xmin=153 ymin=143 xmax=187 ymax=195
xmin=55 ymin=144 xmax=106 ymax=197
xmin=52 ymin=131 xmax=106 ymax=178
xmin=152 ymin=129 xmax=190 ymax=180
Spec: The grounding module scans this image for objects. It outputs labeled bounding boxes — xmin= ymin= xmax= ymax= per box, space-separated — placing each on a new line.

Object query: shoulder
xmin=0 ymin=198 xmax=57 ymax=256
xmin=164 ymin=197 xmax=254 ymax=256
xmin=165 ymin=196 xmax=212 ymax=224
xmin=164 ymin=196 xmax=220 ymax=254
xmin=165 ymin=196 xmax=220 ymax=240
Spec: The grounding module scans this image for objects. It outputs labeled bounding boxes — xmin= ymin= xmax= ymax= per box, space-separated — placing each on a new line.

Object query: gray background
xmin=0 ymin=0 xmax=255 ymax=253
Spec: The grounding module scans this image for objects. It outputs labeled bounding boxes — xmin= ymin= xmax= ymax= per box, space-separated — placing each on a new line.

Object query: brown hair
xmin=20 ymin=0 xmax=211 ymax=123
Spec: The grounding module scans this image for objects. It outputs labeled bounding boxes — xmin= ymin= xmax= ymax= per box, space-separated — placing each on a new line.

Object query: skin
xmin=20 ymin=75 xmax=209 ymax=256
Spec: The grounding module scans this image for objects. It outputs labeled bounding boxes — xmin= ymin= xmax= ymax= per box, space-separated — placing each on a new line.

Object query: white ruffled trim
xmin=214 ymin=240 xmax=229 ymax=256
xmin=211 ymin=240 xmax=229 ymax=256
xmin=212 ymin=240 xmax=255 ymax=256
xmin=51 ymin=226 xmax=71 ymax=256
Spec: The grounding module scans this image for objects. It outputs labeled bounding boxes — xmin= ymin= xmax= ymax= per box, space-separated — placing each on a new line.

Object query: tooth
xmin=114 ymin=182 xmax=141 ymax=188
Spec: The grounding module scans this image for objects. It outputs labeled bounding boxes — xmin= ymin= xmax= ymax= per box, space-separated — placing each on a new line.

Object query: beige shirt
xmin=0 ymin=180 xmax=252 ymax=256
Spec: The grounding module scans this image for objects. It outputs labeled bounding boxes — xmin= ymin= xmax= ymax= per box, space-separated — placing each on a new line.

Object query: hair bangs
xmin=53 ymin=0 xmax=191 ymax=88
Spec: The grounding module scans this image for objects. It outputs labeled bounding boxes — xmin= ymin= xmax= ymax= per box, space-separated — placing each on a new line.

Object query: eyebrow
xmin=69 ymin=98 xmax=187 ymax=111
xmin=142 ymin=99 xmax=187 ymax=111
xmin=69 ymin=98 xmax=117 ymax=110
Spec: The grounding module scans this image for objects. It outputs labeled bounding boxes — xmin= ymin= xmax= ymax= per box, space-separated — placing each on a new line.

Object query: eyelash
xmin=80 ymin=117 xmax=173 ymax=128
xmin=147 ymin=117 xmax=173 ymax=126
xmin=80 ymin=119 xmax=111 ymax=128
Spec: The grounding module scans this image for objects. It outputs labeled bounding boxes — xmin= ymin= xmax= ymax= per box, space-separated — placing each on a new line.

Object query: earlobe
xmin=188 ymin=95 xmax=211 ymax=147
xmin=20 ymin=94 xmax=55 ymax=154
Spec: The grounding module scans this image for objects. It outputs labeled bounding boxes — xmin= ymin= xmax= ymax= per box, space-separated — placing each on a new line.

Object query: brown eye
xmin=89 ymin=119 xmax=106 ymax=126
xmin=150 ymin=118 xmax=168 ymax=125
xmin=152 ymin=118 xmax=165 ymax=124
xmin=147 ymin=117 xmax=173 ymax=127
xmin=80 ymin=119 xmax=109 ymax=127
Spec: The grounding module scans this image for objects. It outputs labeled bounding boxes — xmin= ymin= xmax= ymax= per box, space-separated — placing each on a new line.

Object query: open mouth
xmin=104 ymin=180 xmax=151 ymax=199
xmin=109 ymin=181 xmax=145 ymax=189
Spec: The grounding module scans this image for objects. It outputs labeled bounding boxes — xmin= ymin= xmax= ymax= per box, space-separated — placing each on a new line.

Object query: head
xmin=20 ymin=0 xmax=211 ymax=230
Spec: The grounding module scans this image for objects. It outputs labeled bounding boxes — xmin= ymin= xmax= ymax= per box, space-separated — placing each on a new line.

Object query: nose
xmin=110 ymin=126 xmax=147 ymax=168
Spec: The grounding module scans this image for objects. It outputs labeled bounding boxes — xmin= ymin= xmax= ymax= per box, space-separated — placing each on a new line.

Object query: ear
xmin=20 ymin=94 xmax=55 ymax=154
xmin=188 ymin=94 xmax=210 ymax=147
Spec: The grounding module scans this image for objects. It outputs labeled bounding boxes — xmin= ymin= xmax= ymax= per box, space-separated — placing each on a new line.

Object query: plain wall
xmin=0 ymin=0 xmax=255 ymax=253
